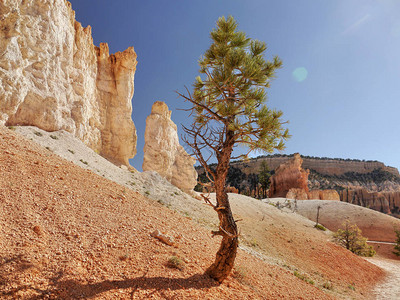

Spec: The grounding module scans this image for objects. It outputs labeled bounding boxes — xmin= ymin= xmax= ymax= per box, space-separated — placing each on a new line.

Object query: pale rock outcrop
xmin=0 ymin=0 xmax=137 ymax=166
xmin=143 ymin=102 xmax=197 ymax=193
xmin=286 ymin=188 xmax=308 ymax=200
xmin=268 ymin=153 xmax=309 ymax=198
xmin=308 ymin=189 xmax=340 ymax=201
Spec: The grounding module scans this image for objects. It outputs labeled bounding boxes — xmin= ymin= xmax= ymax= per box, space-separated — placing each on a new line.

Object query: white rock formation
xmin=0 ymin=0 xmax=137 ymax=166
xmin=143 ymin=102 xmax=198 ymax=193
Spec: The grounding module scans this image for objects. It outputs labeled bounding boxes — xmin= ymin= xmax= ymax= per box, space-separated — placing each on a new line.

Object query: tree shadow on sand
xmin=2 ymin=272 xmax=219 ymax=299
xmin=56 ymin=273 xmax=219 ymax=299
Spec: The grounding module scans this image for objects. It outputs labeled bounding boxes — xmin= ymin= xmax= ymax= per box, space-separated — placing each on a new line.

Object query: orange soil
xmin=0 ymin=126 xmax=384 ymax=299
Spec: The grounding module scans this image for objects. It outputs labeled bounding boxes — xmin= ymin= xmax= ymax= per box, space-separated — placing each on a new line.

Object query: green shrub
xmin=393 ymin=229 xmax=400 ymax=256
xmin=34 ymin=131 xmax=43 ymax=137
xmin=50 ymin=135 xmax=58 ymax=140
xmin=348 ymin=284 xmax=355 ymax=291
xmin=167 ymin=256 xmax=185 ymax=270
xmin=232 ymin=265 xmax=247 ymax=282
xmin=322 ymin=281 xmax=333 ymax=290
xmin=293 ymin=271 xmax=314 ymax=285
xmin=314 ymin=224 xmax=327 ymax=231
xmin=333 ymin=221 xmax=375 ymax=257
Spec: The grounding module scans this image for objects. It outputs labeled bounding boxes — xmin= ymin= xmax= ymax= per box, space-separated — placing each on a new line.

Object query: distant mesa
xmin=143 ymin=101 xmax=198 ymax=194
xmin=0 ymin=0 xmax=137 ymax=167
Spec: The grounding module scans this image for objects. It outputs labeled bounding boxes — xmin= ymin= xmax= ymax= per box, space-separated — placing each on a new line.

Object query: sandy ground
xmin=367 ymin=258 xmax=400 ymax=299
xmin=1 ymin=125 xmax=389 ymax=299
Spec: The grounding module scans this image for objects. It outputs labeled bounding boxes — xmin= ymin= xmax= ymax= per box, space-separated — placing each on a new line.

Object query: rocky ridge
xmin=0 ymin=0 xmax=137 ymax=166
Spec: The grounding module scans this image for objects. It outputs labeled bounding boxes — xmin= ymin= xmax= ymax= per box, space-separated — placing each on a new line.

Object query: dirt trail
xmin=367 ymin=258 xmax=400 ymax=299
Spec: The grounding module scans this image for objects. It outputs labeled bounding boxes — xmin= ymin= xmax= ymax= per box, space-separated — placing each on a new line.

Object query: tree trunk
xmin=205 ymin=133 xmax=238 ymax=283
xmin=205 ymin=176 xmax=238 ymax=283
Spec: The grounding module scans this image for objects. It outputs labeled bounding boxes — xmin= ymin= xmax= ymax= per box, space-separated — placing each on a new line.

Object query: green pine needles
xmin=179 ymin=16 xmax=289 ymax=164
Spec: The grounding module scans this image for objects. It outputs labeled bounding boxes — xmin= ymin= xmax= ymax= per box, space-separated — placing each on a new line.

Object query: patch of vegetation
xmin=322 ymin=281 xmax=333 ymax=290
xmin=232 ymin=265 xmax=247 ymax=282
xmin=45 ymin=146 xmax=51 ymax=151
xmin=50 ymin=135 xmax=58 ymax=140
xmin=314 ymin=224 xmax=327 ymax=231
xmin=166 ymin=256 xmax=185 ymax=270
xmin=68 ymin=149 xmax=75 ymax=154
xmin=144 ymin=191 xmax=150 ymax=196
xmin=7 ymin=126 xmax=16 ymax=130
xmin=249 ymin=238 xmax=258 ymax=248
xmin=333 ymin=221 xmax=375 ymax=257
xmin=34 ymin=131 xmax=43 ymax=137
xmin=393 ymin=229 xmax=400 ymax=256
xmin=293 ymin=271 xmax=314 ymax=285
xmin=79 ymin=159 xmax=88 ymax=165
xmin=348 ymin=284 xmax=356 ymax=291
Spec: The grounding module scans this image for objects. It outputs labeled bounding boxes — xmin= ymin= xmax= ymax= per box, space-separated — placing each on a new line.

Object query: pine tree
xmin=178 ymin=16 xmax=289 ymax=283
xmin=258 ymin=161 xmax=271 ymax=198
xmin=394 ymin=229 xmax=400 ymax=256
xmin=333 ymin=221 xmax=375 ymax=257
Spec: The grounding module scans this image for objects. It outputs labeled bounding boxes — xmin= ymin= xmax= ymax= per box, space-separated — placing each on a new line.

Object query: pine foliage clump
xmin=333 ymin=221 xmax=375 ymax=257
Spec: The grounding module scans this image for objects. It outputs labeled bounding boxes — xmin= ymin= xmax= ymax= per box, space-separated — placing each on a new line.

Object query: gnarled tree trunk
xmin=205 ymin=134 xmax=238 ymax=283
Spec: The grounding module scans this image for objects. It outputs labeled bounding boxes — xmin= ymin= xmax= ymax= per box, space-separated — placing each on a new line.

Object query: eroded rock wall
xmin=340 ymin=189 xmax=400 ymax=216
xmin=0 ymin=0 xmax=137 ymax=166
xmin=307 ymin=189 xmax=340 ymax=201
xmin=142 ymin=102 xmax=197 ymax=193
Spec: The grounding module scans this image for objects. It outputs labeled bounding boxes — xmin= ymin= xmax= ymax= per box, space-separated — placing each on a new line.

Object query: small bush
xmin=80 ymin=159 xmax=88 ymax=165
xmin=34 ymin=131 xmax=43 ymax=137
xmin=322 ymin=281 xmax=333 ymax=290
xmin=232 ymin=265 xmax=247 ymax=282
xmin=7 ymin=126 xmax=16 ymax=131
xmin=348 ymin=284 xmax=355 ymax=291
xmin=145 ymin=191 xmax=150 ymax=196
xmin=314 ymin=224 xmax=327 ymax=231
xmin=333 ymin=221 xmax=375 ymax=257
xmin=50 ymin=135 xmax=58 ymax=140
xmin=294 ymin=271 xmax=314 ymax=285
xmin=249 ymin=238 xmax=258 ymax=247
xmin=68 ymin=149 xmax=75 ymax=154
xmin=167 ymin=256 xmax=185 ymax=270
xmin=394 ymin=229 xmax=400 ymax=256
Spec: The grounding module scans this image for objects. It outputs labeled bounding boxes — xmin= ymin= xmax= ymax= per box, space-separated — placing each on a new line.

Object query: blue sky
xmin=69 ymin=0 xmax=400 ymax=171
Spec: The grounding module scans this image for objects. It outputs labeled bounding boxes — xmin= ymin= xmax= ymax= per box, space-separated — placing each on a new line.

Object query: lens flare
xmin=292 ymin=67 xmax=308 ymax=82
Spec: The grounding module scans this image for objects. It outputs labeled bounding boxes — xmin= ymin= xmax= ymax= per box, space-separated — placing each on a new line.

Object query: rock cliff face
xmin=341 ymin=189 xmax=400 ymax=217
xmin=268 ymin=153 xmax=309 ymax=198
xmin=307 ymin=189 xmax=340 ymax=201
xmin=0 ymin=0 xmax=137 ymax=166
xmin=142 ymin=102 xmax=197 ymax=193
